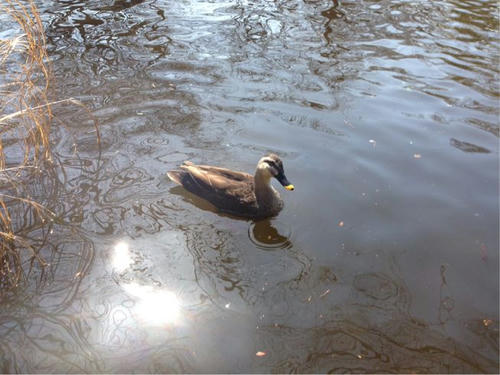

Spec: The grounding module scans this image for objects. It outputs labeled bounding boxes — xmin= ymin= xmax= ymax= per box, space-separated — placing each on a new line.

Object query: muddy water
xmin=1 ymin=0 xmax=499 ymax=372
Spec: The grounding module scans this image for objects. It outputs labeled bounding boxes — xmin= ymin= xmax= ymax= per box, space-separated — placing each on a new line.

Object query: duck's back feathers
xmin=167 ymin=162 xmax=260 ymax=217
xmin=182 ymin=163 xmax=252 ymax=184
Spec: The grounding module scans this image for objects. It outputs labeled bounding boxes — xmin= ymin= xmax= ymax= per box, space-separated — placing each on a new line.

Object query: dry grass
xmin=0 ymin=0 xmax=51 ymax=165
xmin=0 ymin=0 xmax=52 ymax=293
xmin=0 ymin=0 xmax=97 ymax=294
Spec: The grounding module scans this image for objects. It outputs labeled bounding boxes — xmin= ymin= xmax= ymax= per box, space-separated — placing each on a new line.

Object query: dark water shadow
xmin=250 ymin=249 xmax=499 ymax=374
xmin=450 ymin=138 xmax=491 ymax=153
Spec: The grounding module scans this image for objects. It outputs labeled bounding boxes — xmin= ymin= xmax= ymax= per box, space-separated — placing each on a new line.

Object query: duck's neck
xmin=254 ymin=169 xmax=279 ymax=209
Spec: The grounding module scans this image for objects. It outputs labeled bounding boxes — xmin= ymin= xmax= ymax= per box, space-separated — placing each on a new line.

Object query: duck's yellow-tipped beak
xmin=276 ymin=172 xmax=294 ymax=191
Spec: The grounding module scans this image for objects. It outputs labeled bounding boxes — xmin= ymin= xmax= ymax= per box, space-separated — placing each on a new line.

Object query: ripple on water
xmin=353 ymin=272 xmax=399 ymax=301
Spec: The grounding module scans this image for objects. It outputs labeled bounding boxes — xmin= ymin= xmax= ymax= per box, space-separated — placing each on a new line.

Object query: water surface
xmin=0 ymin=0 xmax=498 ymax=372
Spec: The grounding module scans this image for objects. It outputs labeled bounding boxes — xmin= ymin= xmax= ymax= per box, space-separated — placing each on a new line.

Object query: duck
xmin=167 ymin=154 xmax=294 ymax=219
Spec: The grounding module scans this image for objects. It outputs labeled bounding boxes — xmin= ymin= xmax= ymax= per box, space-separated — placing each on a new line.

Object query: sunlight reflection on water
xmin=112 ymin=241 xmax=182 ymax=327
xmin=112 ymin=241 xmax=133 ymax=272
xmin=122 ymin=283 xmax=182 ymax=326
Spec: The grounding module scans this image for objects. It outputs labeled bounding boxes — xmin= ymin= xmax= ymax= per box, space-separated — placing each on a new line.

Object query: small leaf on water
xmin=483 ymin=319 xmax=493 ymax=327
xmin=319 ymin=289 xmax=330 ymax=298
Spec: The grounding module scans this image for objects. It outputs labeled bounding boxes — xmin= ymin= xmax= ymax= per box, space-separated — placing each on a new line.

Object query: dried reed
xmin=1 ymin=0 xmax=67 ymax=294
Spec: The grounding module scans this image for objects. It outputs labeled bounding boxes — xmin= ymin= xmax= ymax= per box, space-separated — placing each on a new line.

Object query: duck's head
xmin=257 ymin=154 xmax=294 ymax=191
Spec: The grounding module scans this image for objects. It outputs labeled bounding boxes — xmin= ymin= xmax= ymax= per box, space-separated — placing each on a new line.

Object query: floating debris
xmin=256 ymin=351 xmax=266 ymax=357
xmin=413 ymin=153 xmax=422 ymax=159
xmin=483 ymin=319 xmax=493 ymax=327
xmin=319 ymin=289 xmax=331 ymax=298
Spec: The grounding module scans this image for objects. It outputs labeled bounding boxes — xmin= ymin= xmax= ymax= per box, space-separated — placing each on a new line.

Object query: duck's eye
xmin=264 ymin=159 xmax=275 ymax=168
xmin=264 ymin=160 xmax=279 ymax=175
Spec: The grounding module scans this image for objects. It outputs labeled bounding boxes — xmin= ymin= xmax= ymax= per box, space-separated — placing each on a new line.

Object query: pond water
xmin=1 ymin=0 xmax=499 ymax=372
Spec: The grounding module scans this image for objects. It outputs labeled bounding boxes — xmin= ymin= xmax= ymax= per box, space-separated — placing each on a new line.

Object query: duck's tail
xmin=167 ymin=170 xmax=183 ymax=185
xmin=168 ymin=161 xmax=195 ymax=185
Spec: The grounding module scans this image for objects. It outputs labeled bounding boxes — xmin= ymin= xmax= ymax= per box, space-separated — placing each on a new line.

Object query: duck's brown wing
xmin=167 ymin=163 xmax=258 ymax=214
xmin=185 ymin=163 xmax=251 ymax=182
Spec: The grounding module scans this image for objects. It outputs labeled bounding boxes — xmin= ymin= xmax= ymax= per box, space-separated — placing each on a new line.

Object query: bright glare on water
xmin=122 ymin=283 xmax=182 ymax=327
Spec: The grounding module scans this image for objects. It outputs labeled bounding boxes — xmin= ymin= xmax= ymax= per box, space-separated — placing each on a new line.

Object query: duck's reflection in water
xmin=249 ymin=219 xmax=293 ymax=250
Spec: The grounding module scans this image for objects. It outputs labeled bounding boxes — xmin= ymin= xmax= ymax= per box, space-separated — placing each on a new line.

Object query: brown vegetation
xmin=0 ymin=1 xmax=98 ymax=294
xmin=0 ymin=0 xmax=54 ymax=293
